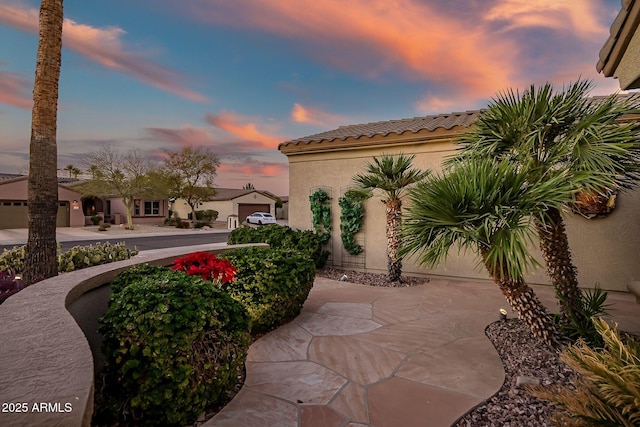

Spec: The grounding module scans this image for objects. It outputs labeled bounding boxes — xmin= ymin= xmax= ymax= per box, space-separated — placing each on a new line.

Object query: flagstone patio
xmin=205 ymin=276 xmax=640 ymax=427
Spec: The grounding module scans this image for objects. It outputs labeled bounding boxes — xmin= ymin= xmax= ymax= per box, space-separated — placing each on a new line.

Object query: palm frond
xmin=353 ymin=153 xmax=430 ymax=200
xmin=402 ymin=157 xmax=574 ymax=280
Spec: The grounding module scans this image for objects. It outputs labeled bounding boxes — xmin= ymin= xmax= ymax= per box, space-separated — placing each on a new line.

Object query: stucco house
xmin=278 ymin=109 xmax=640 ymax=293
xmin=597 ymin=0 xmax=640 ymax=89
xmin=0 ymin=174 xmax=169 ymax=228
xmin=0 ymin=174 xmax=85 ymax=229
xmin=170 ymin=188 xmax=279 ymax=223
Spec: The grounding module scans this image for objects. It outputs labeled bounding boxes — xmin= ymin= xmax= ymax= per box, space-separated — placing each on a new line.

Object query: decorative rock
xmin=515 ymin=375 xmax=540 ymax=388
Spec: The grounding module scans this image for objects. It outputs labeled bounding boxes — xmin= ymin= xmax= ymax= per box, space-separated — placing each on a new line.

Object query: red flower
xmin=171 ymin=252 xmax=237 ymax=283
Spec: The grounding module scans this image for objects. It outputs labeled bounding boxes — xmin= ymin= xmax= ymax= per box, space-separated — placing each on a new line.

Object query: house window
xmin=144 ymin=200 xmax=160 ymax=215
xmin=134 ymin=199 xmax=140 ymax=216
xmin=105 ymin=200 xmax=111 ymax=216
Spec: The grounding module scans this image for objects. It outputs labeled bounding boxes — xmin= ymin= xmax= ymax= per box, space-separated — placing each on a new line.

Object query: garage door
xmin=0 ymin=200 xmax=70 ymax=229
xmin=0 ymin=201 xmax=28 ymax=229
xmin=238 ymin=204 xmax=270 ymax=221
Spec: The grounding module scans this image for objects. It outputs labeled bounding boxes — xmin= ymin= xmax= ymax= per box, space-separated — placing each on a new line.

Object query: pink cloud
xmin=0 ymin=3 xmax=207 ymax=102
xmin=218 ymin=161 xmax=288 ymax=177
xmin=205 ymin=111 xmax=284 ymax=149
xmin=182 ymin=0 xmax=518 ymax=99
xmin=485 ymin=0 xmax=609 ymax=40
xmin=0 ymin=70 xmax=31 ymax=109
xmin=291 ymin=103 xmax=344 ymax=126
xmin=178 ymin=0 xmax=617 ymax=109
xmin=146 ymin=125 xmax=216 ymax=147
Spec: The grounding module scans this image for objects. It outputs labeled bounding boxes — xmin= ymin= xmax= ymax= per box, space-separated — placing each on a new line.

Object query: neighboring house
xmin=597 ymin=0 xmax=640 ymax=89
xmin=170 ymin=188 xmax=278 ymax=222
xmin=0 ymin=174 xmax=168 ymax=228
xmin=276 ymin=196 xmax=289 ymax=220
xmin=278 ymin=110 xmax=640 ymax=292
xmin=0 ymin=174 xmax=85 ymax=228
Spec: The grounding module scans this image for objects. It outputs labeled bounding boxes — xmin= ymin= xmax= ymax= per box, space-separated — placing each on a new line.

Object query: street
xmin=0 ymin=231 xmax=230 ymax=253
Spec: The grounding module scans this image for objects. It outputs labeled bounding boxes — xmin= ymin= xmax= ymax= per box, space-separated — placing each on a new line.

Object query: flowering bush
xmin=0 ymin=269 xmax=24 ymax=305
xmin=171 ymin=251 xmax=237 ymax=283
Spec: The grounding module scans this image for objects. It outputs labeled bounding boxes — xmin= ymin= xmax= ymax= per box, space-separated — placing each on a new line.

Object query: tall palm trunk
xmin=482 ymin=251 xmax=559 ymax=348
xmin=23 ymin=0 xmax=64 ymax=285
xmin=534 ymin=207 xmax=582 ymax=317
xmin=386 ymin=198 xmax=402 ymax=282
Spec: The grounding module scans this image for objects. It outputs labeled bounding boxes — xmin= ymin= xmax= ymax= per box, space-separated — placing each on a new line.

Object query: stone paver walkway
xmin=206 ymin=277 xmax=640 ymax=427
xmin=207 ymin=277 xmax=508 ymax=427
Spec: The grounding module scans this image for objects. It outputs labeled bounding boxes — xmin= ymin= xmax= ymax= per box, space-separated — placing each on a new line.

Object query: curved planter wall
xmin=0 ymin=243 xmax=263 ymax=427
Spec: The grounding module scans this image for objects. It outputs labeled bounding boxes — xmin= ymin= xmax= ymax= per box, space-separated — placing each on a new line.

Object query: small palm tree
xmin=402 ymin=158 xmax=575 ymax=347
xmin=353 ymin=153 xmax=429 ymax=282
xmin=452 ymin=80 xmax=640 ymax=319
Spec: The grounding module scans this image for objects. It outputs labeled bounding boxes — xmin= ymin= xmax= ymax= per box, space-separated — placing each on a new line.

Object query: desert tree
xmin=160 ymin=146 xmax=220 ymax=221
xmin=78 ymin=146 xmax=167 ymax=229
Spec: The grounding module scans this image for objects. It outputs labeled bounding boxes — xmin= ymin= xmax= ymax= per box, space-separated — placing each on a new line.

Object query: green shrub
xmin=109 ymin=263 xmax=168 ymax=293
xmin=556 ymin=285 xmax=610 ymax=346
xmin=220 ymin=246 xmax=316 ymax=334
xmin=0 ymin=242 xmax=136 ymax=274
xmin=309 ymin=188 xmax=331 ymax=243
xmin=57 ymin=242 xmax=138 ymax=272
xmin=530 ymin=317 xmax=640 ymax=426
xmin=98 ymin=267 xmax=251 ymax=426
xmin=195 ymin=209 xmax=218 ymax=222
xmin=90 ymin=215 xmax=102 ymax=225
xmin=0 ymin=246 xmax=26 ymax=273
xmin=228 ymin=224 xmax=328 ymax=268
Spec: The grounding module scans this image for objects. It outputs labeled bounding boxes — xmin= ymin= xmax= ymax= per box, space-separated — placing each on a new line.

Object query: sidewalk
xmin=206 ymin=277 xmax=640 ymax=427
xmin=0 ymin=223 xmax=230 ymax=247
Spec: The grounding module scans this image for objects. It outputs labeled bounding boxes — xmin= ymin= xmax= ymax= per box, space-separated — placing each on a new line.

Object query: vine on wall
xmin=338 ymin=188 xmax=370 ymax=255
xmin=309 ymin=188 xmax=331 ymax=244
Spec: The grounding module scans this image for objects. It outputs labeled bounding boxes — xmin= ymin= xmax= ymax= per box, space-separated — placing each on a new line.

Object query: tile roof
xmin=0 ymin=173 xmax=81 ymax=185
xmin=280 ymin=111 xmax=481 ymax=147
xmin=211 ymin=188 xmax=279 ymax=201
xmin=0 ymin=173 xmax=25 ymax=183
xmin=597 ymin=0 xmax=639 ymax=75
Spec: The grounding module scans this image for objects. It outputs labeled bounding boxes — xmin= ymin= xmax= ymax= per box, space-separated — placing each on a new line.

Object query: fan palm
xmin=402 ymin=158 xmax=575 ymax=347
xmin=353 ymin=153 xmax=429 ymax=282
xmin=450 ymin=80 xmax=640 ymax=319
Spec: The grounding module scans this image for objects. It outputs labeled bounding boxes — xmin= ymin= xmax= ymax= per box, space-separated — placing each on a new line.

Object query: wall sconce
xmin=71 ymin=200 xmax=80 ymax=210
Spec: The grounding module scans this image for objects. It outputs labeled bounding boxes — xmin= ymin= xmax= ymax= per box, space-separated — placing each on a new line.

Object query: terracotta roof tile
xmin=597 ymin=0 xmax=637 ymax=74
xmin=279 ymin=110 xmax=481 ymax=147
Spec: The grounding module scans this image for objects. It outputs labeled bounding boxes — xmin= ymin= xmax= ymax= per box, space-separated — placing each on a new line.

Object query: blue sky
xmin=0 ymin=0 xmax=630 ymax=195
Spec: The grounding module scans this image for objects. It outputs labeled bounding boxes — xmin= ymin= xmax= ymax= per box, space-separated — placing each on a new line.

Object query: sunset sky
xmin=0 ymin=0 xmax=631 ymax=195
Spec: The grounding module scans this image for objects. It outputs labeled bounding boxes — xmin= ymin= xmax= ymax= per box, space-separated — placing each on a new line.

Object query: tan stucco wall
xmin=0 ymin=179 xmax=86 ymax=227
xmin=614 ymin=22 xmax=640 ymax=89
xmin=108 ymin=198 xmax=168 ymax=225
xmin=171 ymin=199 xmax=233 ymax=220
xmin=172 ymin=193 xmax=276 ymax=221
xmin=286 ymin=138 xmax=640 ymax=292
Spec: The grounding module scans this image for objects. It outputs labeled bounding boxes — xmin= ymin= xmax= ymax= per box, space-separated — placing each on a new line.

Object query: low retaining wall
xmin=0 ymin=243 xmax=264 ymax=427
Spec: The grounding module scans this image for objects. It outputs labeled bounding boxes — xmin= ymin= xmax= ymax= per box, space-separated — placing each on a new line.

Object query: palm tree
xmin=353 ymin=153 xmax=429 ymax=282
xmin=63 ymin=164 xmax=81 ymax=179
xmin=402 ymin=159 xmax=575 ymax=347
xmin=23 ymin=0 xmax=64 ymax=285
xmin=451 ymin=80 xmax=640 ymax=318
